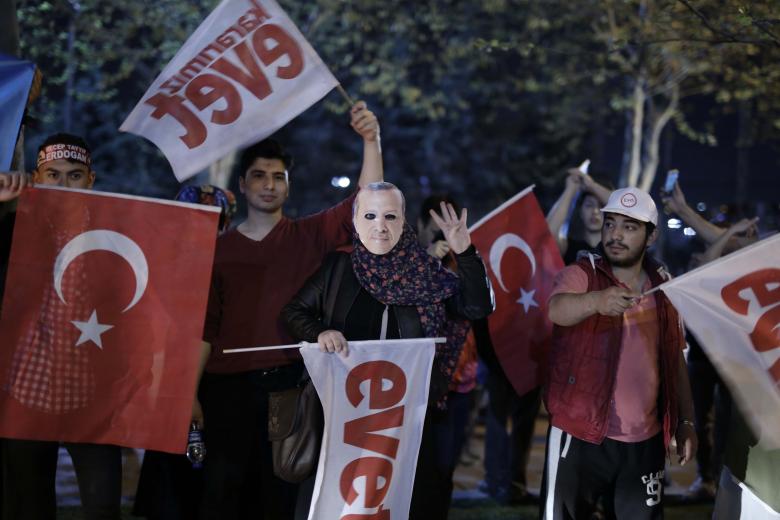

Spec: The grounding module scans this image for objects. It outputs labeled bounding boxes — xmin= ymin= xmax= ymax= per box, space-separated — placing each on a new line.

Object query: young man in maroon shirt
xmin=193 ymin=102 xmax=382 ymax=519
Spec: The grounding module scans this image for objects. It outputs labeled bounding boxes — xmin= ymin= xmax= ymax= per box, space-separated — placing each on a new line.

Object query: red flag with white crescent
xmin=469 ymin=186 xmax=564 ymax=397
xmin=0 ymin=187 xmax=219 ymax=453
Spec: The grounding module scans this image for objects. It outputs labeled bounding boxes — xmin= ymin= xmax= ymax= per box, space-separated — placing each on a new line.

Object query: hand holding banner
xmin=301 ymin=339 xmax=435 ymax=520
xmin=120 ymin=0 xmax=338 ymax=181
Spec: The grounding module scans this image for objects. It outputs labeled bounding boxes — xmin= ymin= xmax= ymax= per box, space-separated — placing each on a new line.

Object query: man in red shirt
xmin=0 ymin=134 xmax=122 ymax=520
xmin=541 ymin=187 xmax=697 ymax=520
xmin=194 ymin=102 xmax=382 ymax=519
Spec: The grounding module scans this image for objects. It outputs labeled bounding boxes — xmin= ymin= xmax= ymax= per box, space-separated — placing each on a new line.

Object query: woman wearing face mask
xmin=282 ymin=181 xmax=494 ymax=520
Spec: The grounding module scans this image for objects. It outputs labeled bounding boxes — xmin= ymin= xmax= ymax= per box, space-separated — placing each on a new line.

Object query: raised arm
xmin=350 ymin=101 xmax=383 ymax=188
xmin=700 ymin=217 xmax=759 ymax=264
xmin=546 ymin=169 xmax=581 ymax=253
xmin=662 ymin=182 xmax=725 ymax=245
xmin=580 ymin=172 xmax=612 ymax=205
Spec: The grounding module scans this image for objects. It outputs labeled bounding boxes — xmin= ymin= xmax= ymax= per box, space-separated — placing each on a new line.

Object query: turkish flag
xmin=660 ymin=234 xmax=780 ymax=449
xmin=0 ymin=187 xmax=219 ymax=453
xmin=470 ymin=186 xmax=564 ymax=397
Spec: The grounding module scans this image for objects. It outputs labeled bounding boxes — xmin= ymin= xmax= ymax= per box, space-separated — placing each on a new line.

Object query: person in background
xmin=546 ymin=166 xmax=612 ymax=265
xmin=132 ymin=184 xmax=237 ymax=520
xmin=417 ymin=194 xmax=484 ymax=514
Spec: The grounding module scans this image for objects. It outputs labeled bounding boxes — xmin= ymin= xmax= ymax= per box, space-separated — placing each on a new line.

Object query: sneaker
xmin=686 ymin=476 xmax=716 ymax=501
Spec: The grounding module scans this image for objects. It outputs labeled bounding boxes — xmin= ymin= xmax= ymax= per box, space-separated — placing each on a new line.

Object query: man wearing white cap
xmin=539 ymin=187 xmax=697 ymax=519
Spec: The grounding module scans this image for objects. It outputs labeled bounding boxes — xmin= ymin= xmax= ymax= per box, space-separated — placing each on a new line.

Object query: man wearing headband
xmin=33 ymin=133 xmax=96 ymax=189
xmin=0 ymin=133 xmax=122 ymax=520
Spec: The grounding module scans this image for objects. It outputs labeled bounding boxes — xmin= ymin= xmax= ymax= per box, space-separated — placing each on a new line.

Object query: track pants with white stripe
xmin=539 ymin=426 xmax=665 ymax=520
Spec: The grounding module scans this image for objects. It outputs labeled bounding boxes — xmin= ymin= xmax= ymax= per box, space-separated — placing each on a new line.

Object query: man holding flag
xmin=541 ymin=187 xmax=697 ymax=520
xmin=195 ymin=101 xmax=382 ymax=518
xmin=0 ymin=133 xmax=123 ymax=520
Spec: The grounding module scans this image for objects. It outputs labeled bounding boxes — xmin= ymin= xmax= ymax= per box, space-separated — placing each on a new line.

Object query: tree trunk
xmin=625 ymin=79 xmax=646 ymax=188
xmin=639 ymin=86 xmax=678 ymax=192
xmin=0 ymin=0 xmax=19 ymax=56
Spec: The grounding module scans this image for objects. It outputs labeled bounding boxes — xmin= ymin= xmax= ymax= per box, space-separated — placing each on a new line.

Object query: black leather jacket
xmin=282 ymin=246 xmax=494 ymax=344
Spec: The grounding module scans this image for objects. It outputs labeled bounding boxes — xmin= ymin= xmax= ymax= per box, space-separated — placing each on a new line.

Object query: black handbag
xmin=267 ymin=372 xmax=323 ymax=483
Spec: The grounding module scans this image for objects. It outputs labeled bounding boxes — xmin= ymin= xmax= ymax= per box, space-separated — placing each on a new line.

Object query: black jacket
xmin=282 ymin=246 xmax=494 ymax=345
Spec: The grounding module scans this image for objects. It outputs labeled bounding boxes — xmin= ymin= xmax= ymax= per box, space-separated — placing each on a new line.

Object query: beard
xmin=604 ymin=241 xmax=646 ymax=267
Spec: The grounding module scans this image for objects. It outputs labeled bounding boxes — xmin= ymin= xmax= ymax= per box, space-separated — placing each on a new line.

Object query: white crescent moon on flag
xmin=53 ymin=230 xmax=148 ymax=313
xmin=489 ymin=233 xmax=537 ymax=293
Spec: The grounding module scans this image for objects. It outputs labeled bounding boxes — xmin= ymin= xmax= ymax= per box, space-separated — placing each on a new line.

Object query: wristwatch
xmin=679 ymin=419 xmax=695 ymax=428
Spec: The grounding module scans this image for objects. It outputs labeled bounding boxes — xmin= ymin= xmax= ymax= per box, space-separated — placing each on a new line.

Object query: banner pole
xmin=223 ymin=337 xmax=446 ymax=354
xmin=336 ymin=84 xmax=355 ymax=106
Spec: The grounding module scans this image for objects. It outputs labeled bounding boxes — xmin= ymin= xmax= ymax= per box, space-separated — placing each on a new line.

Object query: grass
xmin=54 ymin=499 xmax=713 ymax=519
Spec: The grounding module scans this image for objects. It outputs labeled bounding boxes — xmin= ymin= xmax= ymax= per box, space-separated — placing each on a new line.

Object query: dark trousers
xmin=539 ymin=427 xmax=665 ymax=520
xmin=198 ymin=364 xmax=302 ymax=520
xmin=406 ymin=391 xmax=473 ymax=519
xmin=133 ymin=450 xmax=203 ymax=520
xmin=1 ymin=439 xmax=121 ymax=520
xmin=688 ymin=356 xmax=731 ymax=482
xmin=484 ymin=385 xmax=541 ymax=493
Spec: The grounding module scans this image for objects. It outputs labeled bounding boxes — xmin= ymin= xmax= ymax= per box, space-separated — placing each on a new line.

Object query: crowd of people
xmin=0 ymin=98 xmax=775 ymax=520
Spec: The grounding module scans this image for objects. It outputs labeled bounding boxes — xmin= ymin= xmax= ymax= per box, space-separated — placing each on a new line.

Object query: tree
xmin=16 ymin=0 xmax=218 ymax=196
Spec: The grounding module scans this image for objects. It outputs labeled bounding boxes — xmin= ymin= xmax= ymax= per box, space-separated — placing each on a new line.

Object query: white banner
xmin=301 ymin=339 xmax=435 ymax=520
xmin=660 ymin=233 xmax=780 ymax=449
xmin=120 ymin=0 xmax=338 ymax=181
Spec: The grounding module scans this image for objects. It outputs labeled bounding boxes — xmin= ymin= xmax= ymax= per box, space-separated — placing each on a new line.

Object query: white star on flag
xmin=517 ymin=288 xmax=539 ymax=313
xmin=71 ymin=310 xmax=113 ymax=349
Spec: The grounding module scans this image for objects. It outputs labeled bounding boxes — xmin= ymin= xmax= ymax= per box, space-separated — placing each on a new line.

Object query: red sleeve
xmin=309 ymin=191 xmax=357 ymax=253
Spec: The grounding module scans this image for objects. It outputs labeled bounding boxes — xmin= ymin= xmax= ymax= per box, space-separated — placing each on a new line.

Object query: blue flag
xmin=0 ymin=54 xmax=35 ymax=170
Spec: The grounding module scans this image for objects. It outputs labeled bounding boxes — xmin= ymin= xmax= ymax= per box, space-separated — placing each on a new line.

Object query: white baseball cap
xmin=601 ymin=187 xmax=658 ymax=226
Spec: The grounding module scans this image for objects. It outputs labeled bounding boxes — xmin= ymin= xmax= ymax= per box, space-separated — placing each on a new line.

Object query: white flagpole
xmin=223 ymin=337 xmax=447 ymax=354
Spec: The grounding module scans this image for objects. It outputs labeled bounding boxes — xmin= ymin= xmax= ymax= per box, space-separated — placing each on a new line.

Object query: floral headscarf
xmin=351 ymin=223 xmax=470 ymax=405
xmin=175 ymin=185 xmax=237 ymax=233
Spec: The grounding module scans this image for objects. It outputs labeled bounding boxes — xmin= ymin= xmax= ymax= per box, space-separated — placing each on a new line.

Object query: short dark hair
xmin=418 ymin=194 xmax=460 ymax=226
xmin=238 ymin=139 xmax=293 ymax=177
xmin=38 ymin=133 xmax=91 ymax=157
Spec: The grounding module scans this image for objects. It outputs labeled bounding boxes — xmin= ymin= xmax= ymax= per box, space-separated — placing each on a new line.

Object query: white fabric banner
xmin=120 ymin=0 xmax=338 ymax=181
xmin=301 ymin=339 xmax=436 ymax=520
xmin=660 ymin=233 xmax=780 ymax=449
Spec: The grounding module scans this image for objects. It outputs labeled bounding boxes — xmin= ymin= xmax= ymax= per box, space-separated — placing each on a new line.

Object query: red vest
xmin=543 ymin=254 xmax=683 ymax=448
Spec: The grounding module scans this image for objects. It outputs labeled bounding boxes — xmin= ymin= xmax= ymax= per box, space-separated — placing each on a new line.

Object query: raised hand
xmin=0 ymin=172 xmax=32 ymax=202
xmin=429 ymin=202 xmax=470 ymax=255
xmin=350 ymin=101 xmax=380 ymax=142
